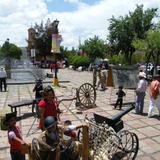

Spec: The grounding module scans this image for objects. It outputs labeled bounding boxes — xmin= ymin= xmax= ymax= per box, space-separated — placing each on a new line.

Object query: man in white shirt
xmin=135 ymin=72 xmax=148 ymax=114
xmin=0 ymin=67 xmax=7 ymax=92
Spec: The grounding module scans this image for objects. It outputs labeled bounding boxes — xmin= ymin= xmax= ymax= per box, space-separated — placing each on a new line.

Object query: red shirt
xmin=8 ymin=126 xmax=23 ymax=151
xmin=38 ymin=99 xmax=58 ymax=129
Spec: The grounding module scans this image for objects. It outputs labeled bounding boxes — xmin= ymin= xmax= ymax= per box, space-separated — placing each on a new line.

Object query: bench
xmin=8 ymin=100 xmax=35 ymax=113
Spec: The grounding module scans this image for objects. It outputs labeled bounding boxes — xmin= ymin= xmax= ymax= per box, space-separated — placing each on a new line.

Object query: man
xmin=0 ymin=67 xmax=7 ymax=92
xmin=148 ymin=74 xmax=160 ymax=118
xmin=92 ymin=64 xmax=98 ymax=87
xmin=135 ymin=72 xmax=148 ymax=114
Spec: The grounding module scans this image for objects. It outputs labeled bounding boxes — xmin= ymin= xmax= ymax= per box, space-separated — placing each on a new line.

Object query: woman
xmin=38 ymin=85 xmax=60 ymax=130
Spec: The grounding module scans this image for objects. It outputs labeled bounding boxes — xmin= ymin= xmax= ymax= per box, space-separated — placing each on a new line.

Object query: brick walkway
xmin=0 ymin=69 xmax=160 ymax=160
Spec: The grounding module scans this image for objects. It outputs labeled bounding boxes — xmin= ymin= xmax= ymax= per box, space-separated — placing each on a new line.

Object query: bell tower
xmin=27 ymin=27 xmax=36 ymax=56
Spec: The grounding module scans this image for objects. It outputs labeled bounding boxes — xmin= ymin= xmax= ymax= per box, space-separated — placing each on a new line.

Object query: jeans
xmin=135 ymin=92 xmax=145 ymax=113
xmin=0 ymin=78 xmax=7 ymax=91
xmin=10 ymin=151 xmax=25 ymax=160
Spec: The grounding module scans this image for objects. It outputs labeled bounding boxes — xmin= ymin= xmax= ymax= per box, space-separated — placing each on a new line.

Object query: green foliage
xmin=108 ymin=4 xmax=157 ymax=64
xmin=69 ymin=54 xmax=90 ymax=68
xmin=109 ymin=54 xmax=126 ymax=65
xmin=33 ymin=19 xmax=61 ymax=58
xmin=132 ymin=52 xmax=146 ymax=64
xmin=132 ymin=29 xmax=160 ymax=64
xmin=80 ymin=36 xmax=106 ymax=61
xmin=0 ymin=42 xmax=22 ymax=59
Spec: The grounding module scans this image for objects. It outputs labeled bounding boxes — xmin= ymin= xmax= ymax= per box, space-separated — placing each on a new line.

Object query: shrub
xmin=69 ymin=55 xmax=90 ymax=68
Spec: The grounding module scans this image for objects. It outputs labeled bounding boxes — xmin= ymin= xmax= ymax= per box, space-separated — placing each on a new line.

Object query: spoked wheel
xmin=77 ymin=83 xmax=96 ymax=107
xmin=115 ymin=130 xmax=139 ymax=160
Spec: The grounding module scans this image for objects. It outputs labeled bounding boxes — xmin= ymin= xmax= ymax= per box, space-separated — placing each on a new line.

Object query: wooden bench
xmin=8 ymin=100 xmax=35 ymax=113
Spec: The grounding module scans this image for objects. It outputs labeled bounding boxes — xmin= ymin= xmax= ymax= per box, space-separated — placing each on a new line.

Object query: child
xmin=114 ymin=85 xmax=126 ymax=110
xmin=33 ymin=79 xmax=43 ymax=101
xmin=4 ymin=112 xmax=25 ymax=160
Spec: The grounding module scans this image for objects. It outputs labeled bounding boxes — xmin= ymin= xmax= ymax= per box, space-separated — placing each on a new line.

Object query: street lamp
xmin=51 ymin=19 xmax=61 ymax=86
xmin=31 ymin=48 xmax=36 ymax=64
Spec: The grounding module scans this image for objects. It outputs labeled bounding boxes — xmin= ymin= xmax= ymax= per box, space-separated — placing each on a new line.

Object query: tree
xmin=0 ymin=41 xmax=22 ymax=59
xmin=0 ymin=39 xmax=22 ymax=78
xmin=33 ymin=21 xmax=51 ymax=60
xmin=80 ymin=36 xmax=106 ymax=61
xmin=132 ymin=29 xmax=160 ymax=66
xmin=108 ymin=5 xmax=157 ymax=64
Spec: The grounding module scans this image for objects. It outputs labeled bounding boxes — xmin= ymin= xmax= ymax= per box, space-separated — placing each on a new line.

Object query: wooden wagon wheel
xmin=116 ymin=130 xmax=139 ymax=160
xmin=77 ymin=83 xmax=96 ymax=107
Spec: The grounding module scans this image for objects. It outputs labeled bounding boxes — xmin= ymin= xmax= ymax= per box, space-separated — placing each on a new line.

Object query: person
xmin=50 ymin=63 xmax=55 ymax=73
xmin=33 ymin=79 xmax=43 ymax=101
xmin=135 ymin=72 xmax=148 ymax=114
xmin=60 ymin=120 xmax=82 ymax=160
xmin=0 ymin=67 xmax=7 ymax=92
xmin=96 ymin=64 xmax=106 ymax=91
xmin=63 ymin=120 xmax=82 ymax=140
xmin=148 ymin=74 xmax=160 ymax=118
xmin=114 ymin=85 xmax=126 ymax=110
xmin=92 ymin=64 xmax=98 ymax=87
xmin=36 ymin=116 xmax=60 ymax=160
xmin=36 ymin=117 xmax=81 ymax=160
xmin=3 ymin=112 xmax=26 ymax=160
xmin=38 ymin=85 xmax=61 ymax=130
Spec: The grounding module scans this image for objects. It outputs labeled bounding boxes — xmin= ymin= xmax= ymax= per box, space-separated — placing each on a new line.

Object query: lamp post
xmin=51 ymin=19 xmax=62 ymax=86
xmin=31 ymin=48 xmax=36 ymax=64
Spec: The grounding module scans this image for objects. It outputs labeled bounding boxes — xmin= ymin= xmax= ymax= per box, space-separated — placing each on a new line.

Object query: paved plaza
xmin=0 ymin=68 xmax=160 ymax=160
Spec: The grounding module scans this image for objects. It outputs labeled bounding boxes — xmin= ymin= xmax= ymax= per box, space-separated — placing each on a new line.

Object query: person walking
xmin=148 ymin=74 xmax=160 ymax=118
xmin=0 ymin=67 xmax=7 ymax=92
xmin=135 ymin=72 xmax=148 ymax=114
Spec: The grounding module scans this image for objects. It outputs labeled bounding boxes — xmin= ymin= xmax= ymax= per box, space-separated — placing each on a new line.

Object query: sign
xmin=31 ymin=49 xmax=35 ymax=57
xmin=51 ymin=34 xmax=62 ymax=53
xmin=107 ymin=66 xmax=139 ymax=89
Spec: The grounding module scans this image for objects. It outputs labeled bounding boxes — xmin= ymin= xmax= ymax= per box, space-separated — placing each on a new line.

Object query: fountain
xmin=0 ymin=58 xmax=45 ymax=83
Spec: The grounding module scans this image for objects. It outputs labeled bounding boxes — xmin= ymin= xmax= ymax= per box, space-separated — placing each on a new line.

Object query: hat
xmin=3 ymin=112 xmax=17 ymax=126
xmin=138 ymin=72 xmax=146 ymax=78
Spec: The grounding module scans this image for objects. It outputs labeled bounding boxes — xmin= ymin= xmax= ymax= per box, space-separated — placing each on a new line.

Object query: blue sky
xmin=46 ymin=0 xmax=99 ymax=12
xmin=0 ymin=0 xmax=160 ymax=49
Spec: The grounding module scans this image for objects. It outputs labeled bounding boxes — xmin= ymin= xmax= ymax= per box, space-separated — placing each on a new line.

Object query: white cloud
xmin=0 ymin=0 xmax=160 ymax=49
xmin=0 ymin=0 xmax=48 ymax=46
xmin=64 ymin=0 xmax=80 ymax=4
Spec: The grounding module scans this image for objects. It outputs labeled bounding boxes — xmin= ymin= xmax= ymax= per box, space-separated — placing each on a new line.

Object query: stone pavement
xmin=0 ymin=68 xmax=160 ymax=160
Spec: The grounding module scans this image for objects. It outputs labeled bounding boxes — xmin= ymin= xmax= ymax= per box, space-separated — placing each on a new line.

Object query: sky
xmin=0 ymin=0 xmax=160 ymax=49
